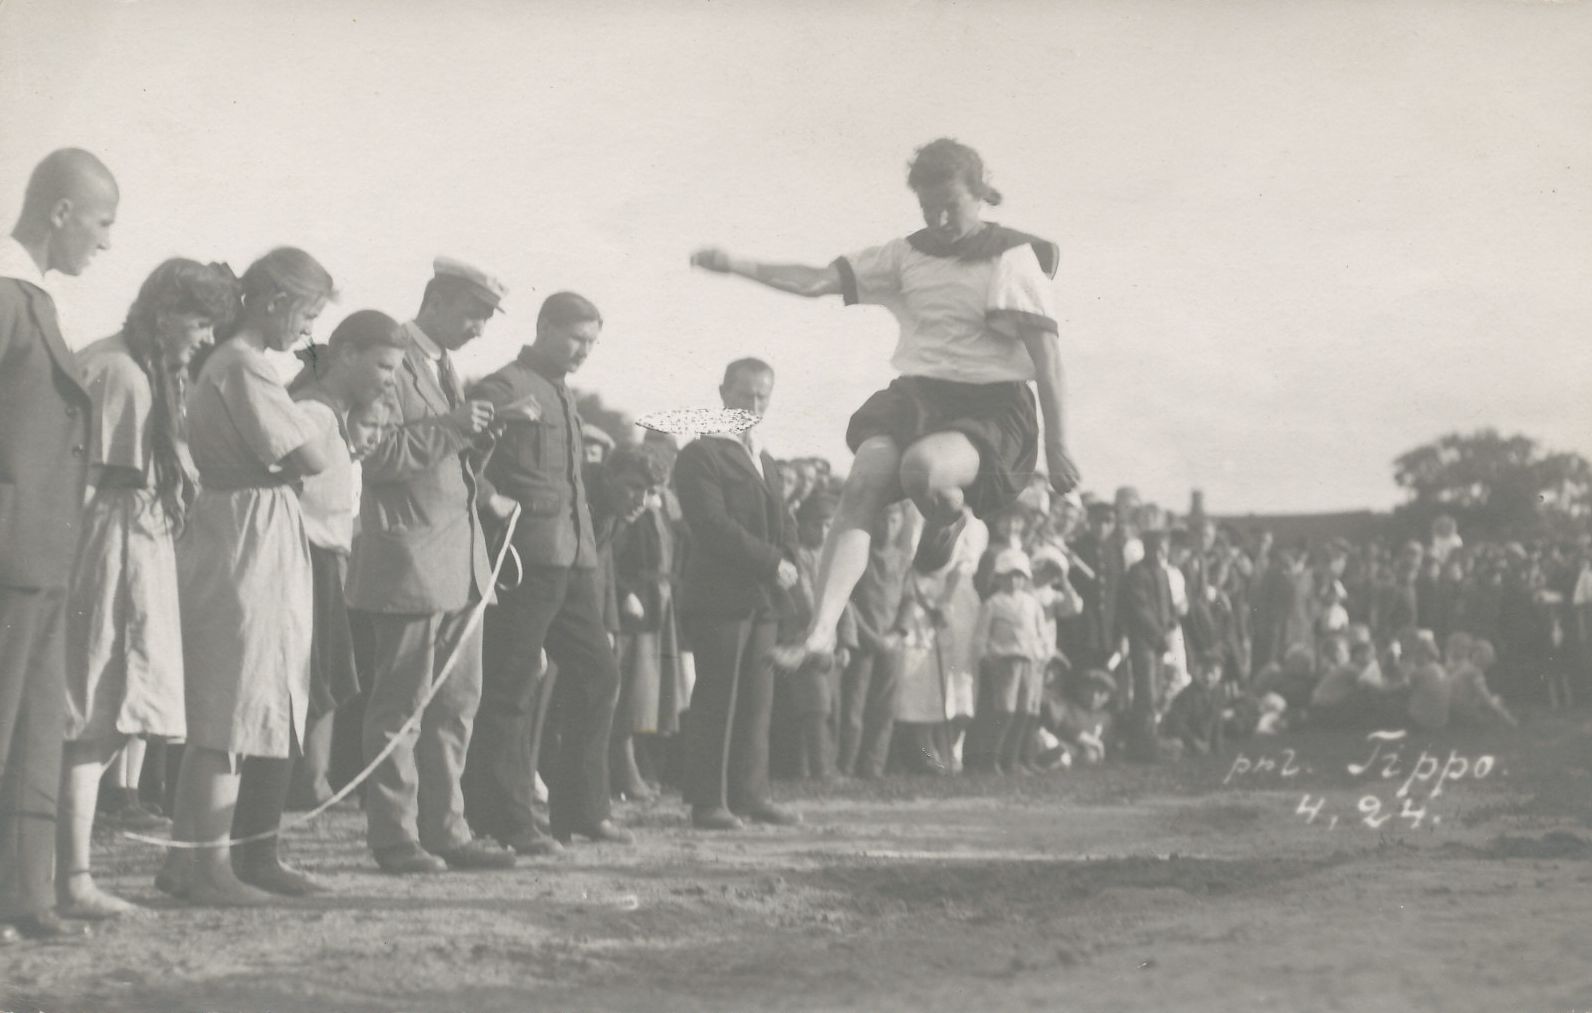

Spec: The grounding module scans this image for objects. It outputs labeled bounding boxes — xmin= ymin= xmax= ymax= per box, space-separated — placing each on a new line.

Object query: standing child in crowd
xmin=285 ymin=310 xmax=407 ymax=812
xmin=588 ymin=446 xmax=666 ymax=801
xmin=788 ymin=491 xmax=850 ymax=780
xmin=58 ymin=259 xmax=238 ymax=918
xmin=975 ymin=548 xmax=1050 ymax=774
xmin=159 ymin=247 xmax=334 ymax=906
xmin=613 ymin=443 xmax=688 ymax=797
xmin=837 ymin=501 xmax=912 ymax=779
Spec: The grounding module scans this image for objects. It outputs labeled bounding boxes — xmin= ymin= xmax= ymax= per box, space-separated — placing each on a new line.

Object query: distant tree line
xmin=1392 ymin=428 xmax=1592 ymax=542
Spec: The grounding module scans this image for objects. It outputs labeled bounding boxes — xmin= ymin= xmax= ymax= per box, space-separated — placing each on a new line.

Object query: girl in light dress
xmin=158 ymin=248 xmax=334 ymax=907
xmin=58 ymin=259 xmax=240 ymax=918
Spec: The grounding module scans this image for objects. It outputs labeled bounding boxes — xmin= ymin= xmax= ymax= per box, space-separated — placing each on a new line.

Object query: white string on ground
xmin=122 ymin=505 xmax=522 ymax=850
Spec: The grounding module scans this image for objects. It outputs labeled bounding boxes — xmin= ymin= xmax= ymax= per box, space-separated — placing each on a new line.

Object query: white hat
xmin=993 ymin=547 xmax=1032 ymax=578
xmin=432 ymin=256 xmax=507 ymax=313
xmin=1030 ymin=545 xmax=1069 ymax=574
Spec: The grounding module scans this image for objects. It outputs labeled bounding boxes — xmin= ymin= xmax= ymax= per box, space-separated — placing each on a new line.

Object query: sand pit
xmin=4 ymin=712 xmax=1589 ymax=1013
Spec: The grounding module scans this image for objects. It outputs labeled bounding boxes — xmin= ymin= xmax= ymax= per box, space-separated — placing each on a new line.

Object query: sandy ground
xmin=4 ymin=713 xmax=1591 ymax=1013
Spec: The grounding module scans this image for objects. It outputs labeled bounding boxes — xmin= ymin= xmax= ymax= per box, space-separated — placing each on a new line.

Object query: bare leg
xmin=57 ymin=736 xmax=137 ymax=918
xmin=898 ymin=432 xmax=982 ymax=572
xmin=164 ymin=746 xmax=270 ymax=907
xmin=120 ymin=736 xmax=147 ymax=792
xmin=782 ymin=437 xmax=903 ymax=665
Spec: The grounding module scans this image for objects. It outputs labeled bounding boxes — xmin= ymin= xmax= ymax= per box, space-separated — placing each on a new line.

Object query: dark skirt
xmin=308 ymin=544 xmax=360 ymax=719
xmin=846 ymin=375 xmax=1038 ymax=521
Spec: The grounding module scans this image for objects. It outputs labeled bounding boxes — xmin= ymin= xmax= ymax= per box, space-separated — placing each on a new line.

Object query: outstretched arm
xmin=690 ymin=248 xmax=842 ymax=299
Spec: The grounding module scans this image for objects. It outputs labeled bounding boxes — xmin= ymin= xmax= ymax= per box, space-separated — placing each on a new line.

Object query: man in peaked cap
xmin=347 ymin=256 xmax=518 ymax=875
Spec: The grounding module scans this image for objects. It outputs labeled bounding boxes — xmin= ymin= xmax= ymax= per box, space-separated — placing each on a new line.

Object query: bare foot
xmin=58 ymin=872 xmax=137 ymax=920
xmin=181 ymin=868 xmax=274 ymax=908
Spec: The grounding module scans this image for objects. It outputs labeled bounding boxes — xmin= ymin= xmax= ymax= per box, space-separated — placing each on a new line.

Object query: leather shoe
xmin=912 ymin=511 xmax=967 ymax=573
xmin=374 ymin=843 xmax=446 ymax=875
xmin=557 ymin=819 xmax=635 ymax=845
xmin=437 ymin=839 xmax=517 ymax=870
xmin=738 ymin=803 xmax=801 ymax=826
xmin=690 ymin=806 xmax=744 ymax=831
xmin=13 ymin=910 xmax=91 ymax=941
xmin=502 ymin=831 xmax=566 ymax=858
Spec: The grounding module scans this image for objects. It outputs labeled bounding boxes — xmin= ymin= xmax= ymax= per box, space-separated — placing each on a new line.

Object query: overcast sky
xmin=3 ymin=0 xmax=1588 ymax=513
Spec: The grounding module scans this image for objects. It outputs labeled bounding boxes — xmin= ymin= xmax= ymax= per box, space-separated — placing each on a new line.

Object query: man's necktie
xmin=437 ymin=352 xmax=461 ymax=409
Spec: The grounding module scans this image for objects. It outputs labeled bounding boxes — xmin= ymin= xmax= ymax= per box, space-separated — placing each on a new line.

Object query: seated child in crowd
xmin=1447 ymin=636 xmax=1517 ymax=727
xmin=1161 ymin=655 xmax=1226 ymax=756
xmin=1038 ymin=668 xmax=1116 ymax=768
xmin=1255 ymin=644 xmax=1317 ymax=714
xmin=1404 ymin=629 xmax=1451 ymax=730
xmin=1308 ymin=633 xmax=1356 ymax=719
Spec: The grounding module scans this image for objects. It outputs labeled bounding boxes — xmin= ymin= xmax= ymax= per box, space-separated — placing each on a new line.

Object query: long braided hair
xmin=121 ymin=258 xmax=242 ymax=529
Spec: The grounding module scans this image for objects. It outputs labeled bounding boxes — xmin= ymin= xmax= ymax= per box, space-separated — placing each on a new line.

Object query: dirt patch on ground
xmin=3 ymin=711 xmax=1590 ymax=1013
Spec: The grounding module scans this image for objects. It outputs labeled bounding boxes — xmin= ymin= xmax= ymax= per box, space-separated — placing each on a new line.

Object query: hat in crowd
xmin=993 ymin=547 xmax=1032 ymax=578
xmin=1030 ymin=545 xmax=1068 ymax=575
xmin=433 ymin=256 xmax=507 ymax=314
xmin=1086 ymin=501 xmax=1115 ymax=521
xmin=581 ymin=423 xmax=616 ymax=450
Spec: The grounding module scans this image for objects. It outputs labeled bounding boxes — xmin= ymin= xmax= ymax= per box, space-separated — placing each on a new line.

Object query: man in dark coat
xmin=0 ymin=149 xmax=116 ymax=942
xmin=1118 ymin=531 xmax=1175 ymax=761
xmin=462 ymin=292 xmax=632 ymax=854
xmin=674 ymin=358 xmax=800 ymax=830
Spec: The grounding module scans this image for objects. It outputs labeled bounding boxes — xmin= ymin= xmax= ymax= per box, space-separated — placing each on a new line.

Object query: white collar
xmin=405 ymin=319 xmax=444 ymax=361
xmin=0 ymin=236 xmax=50 ymax=291
xmin=705 ymin=429 xmax=760 ymax=454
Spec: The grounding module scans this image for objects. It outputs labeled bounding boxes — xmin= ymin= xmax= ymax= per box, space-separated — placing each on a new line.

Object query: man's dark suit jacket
xmin=0 ymin=277 xmax=91 ymax=590
xmin=1119 ymin=558 xmax=1175 ymax=650
xmin=673 ymin=435 xmax=795 ymax=620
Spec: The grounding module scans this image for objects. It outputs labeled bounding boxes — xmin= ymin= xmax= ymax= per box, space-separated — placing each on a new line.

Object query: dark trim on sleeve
xmin=987 ymin=308 xmax=1058 ymax=334
xmin=831 ymin=257 xmax=860 ymax=306
xmin=1029 ymin=240 xmax=1060 ymax=280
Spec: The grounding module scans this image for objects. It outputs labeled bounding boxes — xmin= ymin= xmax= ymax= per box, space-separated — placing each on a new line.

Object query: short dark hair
xmin=604 ymin=445 xmax=664 ymax=486
xmin=537 ymin=291 xmax=602 ymax=335
xmin=722 ymin=357 xmax=773 ymax=388
xmin=906 ymin=138 xmax=1002 ymax=206
xmin=1143 ymin=531 xmax=1167 ymax=555
xmin=328 ymin=309 xmax=405 ymax=354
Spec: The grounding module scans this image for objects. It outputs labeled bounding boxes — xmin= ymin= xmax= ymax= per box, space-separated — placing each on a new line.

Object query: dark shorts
xmin=308 ymin=544 xmax=360 ymax=719
xmin=845 ymin=375 xmax=1038 ymax=520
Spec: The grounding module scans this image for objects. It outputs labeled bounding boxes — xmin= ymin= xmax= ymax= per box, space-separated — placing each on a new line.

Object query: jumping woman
xmin=691 ymin=138 xmax=1080 ymax=669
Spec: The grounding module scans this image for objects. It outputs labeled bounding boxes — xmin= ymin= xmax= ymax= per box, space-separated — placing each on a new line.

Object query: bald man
xmin=0 ymin=148 xmax=116 ymax=942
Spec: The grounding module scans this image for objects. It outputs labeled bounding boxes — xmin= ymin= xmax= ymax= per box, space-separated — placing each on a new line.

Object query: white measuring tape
xmin=123 ymin=505 xmax=522 ymax=850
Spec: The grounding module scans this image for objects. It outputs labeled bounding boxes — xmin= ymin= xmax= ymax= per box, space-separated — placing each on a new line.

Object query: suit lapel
xmin=21 ymin=284 xmax=88 ymax=401
xmin=402 ymin=341 xmax=449 ymax=417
